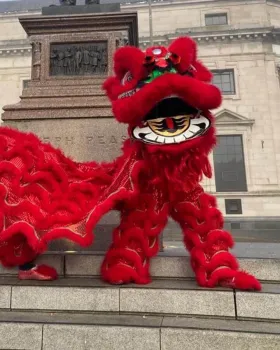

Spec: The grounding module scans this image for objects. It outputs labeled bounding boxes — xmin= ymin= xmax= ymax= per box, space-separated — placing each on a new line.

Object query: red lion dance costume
xmin=0 ymin=37 xmax=261 ymax=290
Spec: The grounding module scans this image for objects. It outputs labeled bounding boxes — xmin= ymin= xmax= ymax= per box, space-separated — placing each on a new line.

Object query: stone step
xmin=236 ymin=283 xmax=280 ymax=321
xmin=63 ymin=253 xmax=280 ymax=283
xmin=30 ymin=78 xmax=105 ymax=87
xmin=1 ymin=310 xmax=280 ymax=350
xmin=9 ymin=96 xmax=111 ymax=108
xmin=2 ymin=107 xmax=113 ymax=120
xmin=0 ymin=277 xmax=235 ymax=318
xmin=1 ymin=277 xmax=280 ymax=321
xmin=1 ymin=244 xmax=280 ymax=282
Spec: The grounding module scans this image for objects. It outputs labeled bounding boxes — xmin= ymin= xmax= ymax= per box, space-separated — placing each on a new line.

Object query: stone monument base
xmin=2 ymin=10 xmax=166 ymax=253
xmin=2 ymin=11 xmax=140 ymax=252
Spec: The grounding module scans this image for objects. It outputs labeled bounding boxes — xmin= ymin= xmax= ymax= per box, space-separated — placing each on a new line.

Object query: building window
xmin=225 ymin=199 xmax=243 ymax=215
xmin=212 ymin=69 xmax=236 ymax=95
xmin=213 ymin=135 xmax=247 ymax=192
xmin=205 ymin=13 xmax=228 ymax=26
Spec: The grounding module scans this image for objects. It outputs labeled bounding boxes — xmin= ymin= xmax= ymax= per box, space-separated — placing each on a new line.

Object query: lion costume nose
xmin=155 ymin=57 xmax=168 ymax=68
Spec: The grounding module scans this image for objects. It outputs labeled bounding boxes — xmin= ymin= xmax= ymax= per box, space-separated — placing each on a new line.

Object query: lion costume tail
xmin=0 ymin=127 xmax=140 ymax=267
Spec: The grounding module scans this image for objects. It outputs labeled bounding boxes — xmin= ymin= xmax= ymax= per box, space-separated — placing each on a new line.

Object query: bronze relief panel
xmin=49 ymin=42 xmax=108 ymax=76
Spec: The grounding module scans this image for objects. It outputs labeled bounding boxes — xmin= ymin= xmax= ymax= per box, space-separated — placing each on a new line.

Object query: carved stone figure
xmin=32 ymin=42 xmax=41 ymax=80
xmin=100 ymin=48 xmax=108 ymax=73
xmin=63 ymin=48 xmax=73 ymax=75
xmin=50 ymin=49 xmax=58 ymax=75
xmin=74 ymin=47 xmax=83 ymax=73
xmin=82 ymin=48 xmax=91 ymax=73
xmin=57 ymin=51 xmax=65 ymax=73
xmin=89 ymin=47 xmax=99 ymax=73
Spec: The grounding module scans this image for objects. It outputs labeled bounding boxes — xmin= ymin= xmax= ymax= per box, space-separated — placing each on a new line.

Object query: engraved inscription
xmin=41 ymin=134 xmax=127 ymax=162
xmin=86 ymin=135 xmax=127 ymax=144
xmin=55 ymin=137 xmax=62 ymax=143
xmin=43 ymin=135 xmax=127 ymax=146
xmin=50 ymin=42 xmax=108 ymax=76
xmin=98 ymin=136 xmax=105 ymax=144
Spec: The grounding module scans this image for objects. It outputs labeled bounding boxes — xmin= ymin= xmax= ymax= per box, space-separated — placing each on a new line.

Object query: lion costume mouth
xmin=132 ymin=97 xmax=210 ymax=145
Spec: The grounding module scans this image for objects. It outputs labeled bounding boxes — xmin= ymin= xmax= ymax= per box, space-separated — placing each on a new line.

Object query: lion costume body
xmin=0 ymin=37 xmax=260 ymax=290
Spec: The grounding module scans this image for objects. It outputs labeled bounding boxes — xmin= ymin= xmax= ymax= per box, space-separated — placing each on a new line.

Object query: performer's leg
xmin=18 ymin=261 xmax=58 ymax=280
xmin=19 ymin=261 xmax=36 ymax=270
xmin=171 ymin=192 xmax=261 ymax=290
xmin=101 ymin=194 xmax=168 ymax=284
xmin=0 ymin=235 xmax=58 ymax=280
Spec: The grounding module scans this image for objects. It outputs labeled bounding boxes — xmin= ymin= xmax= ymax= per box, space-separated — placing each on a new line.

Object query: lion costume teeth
xmin=132 ymin=113 xmax=211 ymax=144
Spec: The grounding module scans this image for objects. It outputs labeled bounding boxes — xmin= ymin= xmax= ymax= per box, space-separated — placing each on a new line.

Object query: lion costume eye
xmin=168 ymin=53 xmax=181 ymax=65
xmin=121 ymin=71 xmax=133 ymax=85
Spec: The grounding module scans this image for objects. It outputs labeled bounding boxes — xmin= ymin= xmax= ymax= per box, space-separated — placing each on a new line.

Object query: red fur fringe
xmin=174 ymin=191 xmax=261 ymax=290
xmin=0 ymin=128 xmax=143 ymax=267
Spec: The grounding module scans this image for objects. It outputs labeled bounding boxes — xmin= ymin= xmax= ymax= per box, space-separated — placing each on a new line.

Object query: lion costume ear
xmin=113 ymin=46 xmax=145 ymax=81
xmin=168 ymin=37 xmax=212 ymax=82
xmin=168 ymin=37 xmax=197 ymax=70
xmin=192 ymin=61 xmax=213 ymax=83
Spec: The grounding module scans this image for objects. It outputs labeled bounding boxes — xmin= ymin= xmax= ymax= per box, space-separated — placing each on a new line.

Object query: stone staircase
xmin=1 ymin=243 xmax=280 ymax=349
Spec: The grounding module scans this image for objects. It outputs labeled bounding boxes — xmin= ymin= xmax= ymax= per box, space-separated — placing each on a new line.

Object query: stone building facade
xmin=0 ymin=0 xmax=279 ymax=233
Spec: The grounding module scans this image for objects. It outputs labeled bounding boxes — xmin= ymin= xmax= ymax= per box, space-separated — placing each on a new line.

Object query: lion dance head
xmin=103 ymin=36 xmax=222 ymax=155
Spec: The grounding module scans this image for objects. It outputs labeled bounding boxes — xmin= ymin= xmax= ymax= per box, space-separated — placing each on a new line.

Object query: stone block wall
xmin=200 ymin=43 xmax=280 ymax=194
xmin=125 ymin=0 xmax=270 ymax=37
xmin=0 ymin=53 xmax=31 ymax=115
